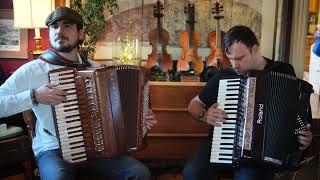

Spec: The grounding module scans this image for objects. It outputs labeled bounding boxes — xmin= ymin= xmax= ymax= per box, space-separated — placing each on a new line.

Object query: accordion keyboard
xmin=49 ymin=69 xmax=87 ymax=163
xmin=210 ymin=78 xmax=241 ymax=164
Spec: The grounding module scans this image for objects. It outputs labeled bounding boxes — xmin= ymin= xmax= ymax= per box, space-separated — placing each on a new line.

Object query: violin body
xmin=204 ymin=1 xmax=231 ymax=81
xmin=206 ymin=31 xmax=231 ymax=69
xmin=177 ymin=31 xmax=191 ymax=72
xmin=147 ymin=0 xmax=173 ymax=73
xmin=177 ymin=3 xmax=204 ymax=75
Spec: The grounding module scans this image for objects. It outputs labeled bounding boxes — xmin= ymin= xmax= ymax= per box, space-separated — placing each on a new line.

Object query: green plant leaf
xmin=71 ymin=0 xmax=118 ymax=55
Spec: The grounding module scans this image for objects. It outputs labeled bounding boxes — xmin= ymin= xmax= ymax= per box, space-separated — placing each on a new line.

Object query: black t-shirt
xmin=199 ymin=57 xmax=296 ymax=108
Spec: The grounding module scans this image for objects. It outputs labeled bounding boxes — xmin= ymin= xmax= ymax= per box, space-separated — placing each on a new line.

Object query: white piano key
xmin=212 ymin=144 xmax=234 ymax=149
xmin=219 ymin=79 xmax=240 ymax=84
xmin=57 ymin=120 xmax=81 ymax=129
xmin=61 ymin=146 xmax=86 ymax=155
xmin=66 ymin=89 xmax=76 ymax=94
xmin=63 ymin=153 xmax=87 ymax=161
xmin=49 ymin=69 xmax=74 ymax=76
xmin=224 ymin=109 xmax=238 ymax=113
xmin=219 ymin=97 xmax=237 ymax=101
xmin=216 ymin=155 xmax=233 ymax=160
xmin=56 ymin=117 xmax=81 ymax=125
xmin=214 ymin=124 xmax=236 ymax=129
xmin=51 ymin=78 xmax=75 ymax=84
xmin=60 ymin=141 xmax=85 ymax=150
xmin=218 ymin=90 xmax=240 ymax=95
xmin=60 ymin=136 xmax=84 ymax=144
xmin=55 ymin=101 xmax=78 ymax=108
xmin=58 ymin=131 xmax=83 ymax=139
xmin=218 ymin=95 xmax=240 ymax=99
xmin=223 ymin=120 xmax=237 ymax=123
xmin=57 ymin=83 xmax=76 ymax=90
xmin=55 ymin=105 xmax=79 ymax=112
xmin=61 ymin=144 xmax=86 ymax=153
xmin=66 ymin=156 xmax=87 ymax=163
xmin=211 ymin=149 xmax=233 ymax=154
xmin=59 ymin=130 xmax=84 ymax=139
xmin=213 ymin=129 xmax=235 ymax=134
xmin=210 ymin=154 xmax=233 ymax=160
xmin=59 ymin=126 xmax=82 ymax=133
xmin=65 ymin=95 xmax=77 ymax=101
xmin=213 ymin=128 xmax=236 ymax=134
xmin=221 ymin=114 xmax=237 ymax=119
xmin=59 ymin=131 xmax=83 ymax=139
xmin=59 ymin=116 xmax=81 ymax=122
xmin=211 ymin=139 xmax=234 ymax=144
xmin=49 ymin=73 xmax=75 ymax=80
xmin=210 ymin=158 xmax=233 ymax=164
xmin=212 ymin=135 xmax=235 ymax=140
xmin=67 ymin=157 xmax=88 ymax=163
xmin=218 ymin=100 xmax=239 ymax=105
xmin=219 ymin=85 xmax=240 ymax=89
xmin=56 ymin=110 xmax=80 ymax=118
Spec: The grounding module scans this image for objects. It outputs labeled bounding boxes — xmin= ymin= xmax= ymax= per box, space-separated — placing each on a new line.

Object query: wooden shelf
xmin=135 ymin=81 xmax=209 ymax=160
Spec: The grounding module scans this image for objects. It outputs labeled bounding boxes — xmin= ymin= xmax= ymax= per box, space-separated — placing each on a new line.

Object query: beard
xmin=50 ymin=39 xmax=79 ymax=53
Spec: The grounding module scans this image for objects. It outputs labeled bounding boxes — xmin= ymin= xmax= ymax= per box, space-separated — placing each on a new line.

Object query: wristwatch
xmin=199 ymin=110 xmax=206 ymax=122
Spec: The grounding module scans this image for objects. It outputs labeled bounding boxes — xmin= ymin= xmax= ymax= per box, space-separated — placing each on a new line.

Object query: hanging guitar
xmin=147 ymin=0 xmax=173 ymax=73
xmin=177 ymin=2 xmax=204 ymax=75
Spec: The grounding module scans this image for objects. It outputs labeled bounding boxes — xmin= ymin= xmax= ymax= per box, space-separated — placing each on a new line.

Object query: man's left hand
xmin=298 ymin=124 xmax=313 ymax=151
xmin=144 ymin=109 xmax=157 ymax=130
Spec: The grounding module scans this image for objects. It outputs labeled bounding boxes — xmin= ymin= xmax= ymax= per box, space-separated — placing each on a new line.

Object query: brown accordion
xmin=48 ymin=65 xmax=149 ymax=163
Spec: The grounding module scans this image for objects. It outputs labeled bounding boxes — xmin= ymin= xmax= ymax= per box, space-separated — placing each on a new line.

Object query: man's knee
xmin=125 ymin=163 xmax=150 ymax=180
xmin=39 ymin=166 xmax=76 ymax=180
xmin=183 ymin=160 xmax=200 ymax=179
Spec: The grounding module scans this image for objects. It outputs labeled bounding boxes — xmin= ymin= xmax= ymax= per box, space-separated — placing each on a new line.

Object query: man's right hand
xmin=204 ymin=102 xmax=227 ymax=126
xmin=34 ymin=83 xmax=68 ymax=105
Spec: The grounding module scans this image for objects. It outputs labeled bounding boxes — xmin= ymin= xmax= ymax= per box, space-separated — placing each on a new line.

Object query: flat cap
xmin=45 ymin=7 xmax=83 ymax=27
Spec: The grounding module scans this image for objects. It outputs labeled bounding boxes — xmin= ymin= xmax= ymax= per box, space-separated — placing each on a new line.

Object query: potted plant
xmin=71 ymin=0 xmax=118 ymax=58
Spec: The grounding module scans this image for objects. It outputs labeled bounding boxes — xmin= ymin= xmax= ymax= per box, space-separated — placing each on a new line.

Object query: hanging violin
xmin=147 ymin=0 xmax=173 ymax=73
xmin=205 ymin=1 xmax=231 ymax=80
xmin=177 ymin=2 xmax=204 ymax=75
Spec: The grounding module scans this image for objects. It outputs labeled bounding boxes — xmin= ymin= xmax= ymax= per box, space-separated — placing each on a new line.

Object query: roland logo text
xmin=257 ymin=104 xmax=264 ymax=124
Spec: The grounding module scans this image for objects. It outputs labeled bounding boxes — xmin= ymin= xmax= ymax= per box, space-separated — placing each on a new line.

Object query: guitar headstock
xmin=153 ymin=0 xmax=164 ymax=18
xmin=184 ymin=2 xmax=195 ymax=24
xmin=212 ymin=1 xmax=224 ymax=19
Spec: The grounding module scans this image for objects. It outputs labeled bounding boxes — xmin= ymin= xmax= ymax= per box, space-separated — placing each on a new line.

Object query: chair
xmin=0 ymin=112 xmax=36 ymax=180
xmin=22 ymin=110 xmax=36 ymax=142
xmin=21 ymin=110 xmax=108 ymax=180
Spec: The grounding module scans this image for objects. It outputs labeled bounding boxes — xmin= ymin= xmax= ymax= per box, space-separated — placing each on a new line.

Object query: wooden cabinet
xmin=133 ymin=81 xmax=210 ymax=160
xmin=0 ymin=135 xmax=34 ymax=179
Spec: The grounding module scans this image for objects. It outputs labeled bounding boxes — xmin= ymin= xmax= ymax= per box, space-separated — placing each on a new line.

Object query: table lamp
xmin=12 ymin=0 xmax=54 ymax=58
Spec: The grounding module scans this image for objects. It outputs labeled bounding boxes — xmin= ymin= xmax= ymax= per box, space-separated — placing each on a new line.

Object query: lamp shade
xmin=13 ymin=0 xmax=54 ymax=29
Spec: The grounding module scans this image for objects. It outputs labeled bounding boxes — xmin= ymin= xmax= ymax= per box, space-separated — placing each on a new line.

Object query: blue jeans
xmin=182 ymin=141 xmax=275 ymax=180
xmin=36 ymin=149 xmax=150 ymax=180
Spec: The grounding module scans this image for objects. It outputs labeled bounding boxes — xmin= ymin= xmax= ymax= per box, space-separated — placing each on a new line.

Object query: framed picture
xmin=0 ymin=9 xmax=28 ymax=59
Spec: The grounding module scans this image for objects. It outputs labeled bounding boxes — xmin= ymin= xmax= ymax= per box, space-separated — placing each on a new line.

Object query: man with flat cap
xmin=0 ymin=7 xmax=157 ymax=180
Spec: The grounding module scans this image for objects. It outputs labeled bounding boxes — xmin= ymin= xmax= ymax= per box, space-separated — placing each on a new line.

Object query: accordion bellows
xmin=49 ymin=65 xmax=149 ymax=163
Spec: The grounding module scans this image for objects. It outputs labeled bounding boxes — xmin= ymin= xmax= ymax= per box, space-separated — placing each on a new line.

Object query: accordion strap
xmin=39 ymin=49 xmax=91 ymax=68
